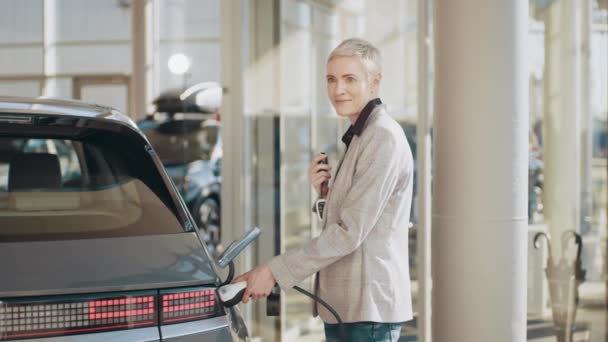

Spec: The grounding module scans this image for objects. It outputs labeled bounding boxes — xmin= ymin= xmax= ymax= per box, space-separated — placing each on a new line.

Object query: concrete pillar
xmin=246 ymin=1 xmax=281 ymax=341
xmin=221 ymin=0 xmax=247 ymax=270
xmin=131 ymin=0 xmax=147 ymax=119
xmin=416 ymin=0 xmax=433 ymax=341
xmin=543 ymin=0 xmax=582 ymax=250
xmin=580 ymin=0 xmax=593 ymax=236
xmin=42 ymin=0 xmax=69 ymax=98
xmin=220 ymin=0 xmax=254 ymax=329
xmin=432 ymin=1 xmax=528 ymax=341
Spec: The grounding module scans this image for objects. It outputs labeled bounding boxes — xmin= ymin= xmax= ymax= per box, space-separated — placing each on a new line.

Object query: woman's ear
xmin=371 ymin=72 xmax=382 ymax=94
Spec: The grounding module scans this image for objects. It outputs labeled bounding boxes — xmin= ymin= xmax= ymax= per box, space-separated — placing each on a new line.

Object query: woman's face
xmin=326 ymin=56 xmax=379 ymax=123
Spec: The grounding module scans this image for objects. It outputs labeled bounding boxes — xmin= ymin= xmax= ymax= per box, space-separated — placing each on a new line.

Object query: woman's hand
xmin=308 ymin=153 xmax=331 ymax=197
xmin=232 ymin=264 xmax=276 ymax=303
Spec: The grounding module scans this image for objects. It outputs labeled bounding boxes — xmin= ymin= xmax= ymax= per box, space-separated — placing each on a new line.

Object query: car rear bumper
xmin=12 ymin=316 xmax=233 ymax=341
xmin=161 ymin=316 xmax=232 ymax=341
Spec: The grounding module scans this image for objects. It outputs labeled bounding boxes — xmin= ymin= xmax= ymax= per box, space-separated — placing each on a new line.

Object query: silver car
xmin=0 ymin=97 xmax=247 ymax=341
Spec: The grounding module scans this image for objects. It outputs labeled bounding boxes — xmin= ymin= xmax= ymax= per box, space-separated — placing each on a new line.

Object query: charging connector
xmin=217 ymin=281 xmax=247 ymax=308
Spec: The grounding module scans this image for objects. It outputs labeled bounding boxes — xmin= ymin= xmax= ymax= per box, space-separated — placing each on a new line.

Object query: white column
xmin=221 ymin=0 xmax=246 ymax=264
xmin=131 ymin=0 xmax=147 ymax=119
xmin=543 ymin=0 xmax=583 ymax=250
xmin=246 ymin=0 xmax=281 ymax=340
xmin=416 ymin=0 xmax=432 ymax=341
xmin=220 ymin=0 xmax=253 ymax=326
xmin=432 ymin=1 xmax=528 ymax=341
xmin=42 ymin=0 xmax=71 ymax=98
xmin=580 ymin=0 xmax=593 ymax=235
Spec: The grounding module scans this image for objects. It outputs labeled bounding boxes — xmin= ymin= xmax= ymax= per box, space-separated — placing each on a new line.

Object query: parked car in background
xmin=138 ymin=114 xmax=222 ymax=255
xmin=138 ymin=83 xmax=223 ymax=255
xmin=0 ymin=96 xmax=246 ymax=341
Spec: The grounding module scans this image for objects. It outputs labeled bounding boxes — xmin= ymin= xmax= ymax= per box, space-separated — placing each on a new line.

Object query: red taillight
xmin=0 ymin=292 xmax=156 ymax=341
xmin=0 ymin=287 xmax=223 ymax=340
xmin=88 ymin=296 xmax=155 ymax=321
xmin=160 ymin=287 xmax=222 ymax=324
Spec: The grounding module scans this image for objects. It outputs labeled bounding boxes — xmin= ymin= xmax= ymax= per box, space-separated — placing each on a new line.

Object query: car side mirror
xmin=216 ymin=226 xmax=261 ymax=269
xmin=180 ymin=82 xmax=223 ymax=113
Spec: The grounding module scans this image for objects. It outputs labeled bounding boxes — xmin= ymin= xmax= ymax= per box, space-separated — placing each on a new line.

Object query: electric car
xmin=0 ymin=97 xmax=247 ymax=341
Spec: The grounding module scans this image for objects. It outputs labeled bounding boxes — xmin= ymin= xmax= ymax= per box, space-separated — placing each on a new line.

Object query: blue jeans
xmin=324 ymin=322 xmax=402 ymax=342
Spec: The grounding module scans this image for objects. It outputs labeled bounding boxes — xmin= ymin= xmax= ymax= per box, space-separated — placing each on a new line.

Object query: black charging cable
xmin=293 ymin=286 xmax=346 ymax=342
xmin=220 ymin=260 xmax=235 ymax=286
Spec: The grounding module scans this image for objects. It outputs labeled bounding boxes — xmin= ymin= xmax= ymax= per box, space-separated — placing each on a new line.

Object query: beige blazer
xmin=268 ymin=104 xmax=413 ymax=323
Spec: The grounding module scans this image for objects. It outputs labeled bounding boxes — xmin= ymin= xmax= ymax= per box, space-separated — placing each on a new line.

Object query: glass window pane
xmin=0 ymin=133 xmax=185 ymax=242
xmin=527 ymin=2 xmax=608 ymax=341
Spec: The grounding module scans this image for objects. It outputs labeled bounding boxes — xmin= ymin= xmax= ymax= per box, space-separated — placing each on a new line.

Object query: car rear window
xmin=0 ymin=135 xmax=186 ymax=242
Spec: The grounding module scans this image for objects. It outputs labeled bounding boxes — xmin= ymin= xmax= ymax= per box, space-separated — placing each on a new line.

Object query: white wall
xmin=0 ymin=80 xmax=40 ymax=97
xmin=0 ymin=0 xmax=43 ymax=76
xmin=155 ymin=0 xmax=221 ymax=93
xmin=44 ymin=0 xmax=131 ymax=75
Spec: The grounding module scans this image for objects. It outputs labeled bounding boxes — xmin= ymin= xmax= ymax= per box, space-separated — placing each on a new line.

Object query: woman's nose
xmin=334 ymin=81 xmax=345 ymax=94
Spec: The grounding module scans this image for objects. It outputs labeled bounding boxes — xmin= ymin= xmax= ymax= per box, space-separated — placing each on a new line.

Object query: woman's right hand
xmin=308 ymin=153 xmax=331 ymax=198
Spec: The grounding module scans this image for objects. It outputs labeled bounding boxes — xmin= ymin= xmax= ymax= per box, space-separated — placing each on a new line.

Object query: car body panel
xmin=14 ymin=327 xmax=160 ymax=342
xmin=0 ymin=233 xmax=217 ymax=298
xmin=0 ymin=96 xmax=137 ymax=129
xmin=160 ymin=317 xmax=231 ymax=340
xmin=162 ymin=328 xmax=231 ymax=342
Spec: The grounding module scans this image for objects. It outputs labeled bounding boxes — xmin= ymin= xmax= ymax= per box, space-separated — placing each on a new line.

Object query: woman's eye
xmin=347 ymin=77 xmax=356 ymax=83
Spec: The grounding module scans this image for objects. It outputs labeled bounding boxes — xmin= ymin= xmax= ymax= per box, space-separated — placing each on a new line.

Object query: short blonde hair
xmin=328 ymin=38 xmax=382 ymax=76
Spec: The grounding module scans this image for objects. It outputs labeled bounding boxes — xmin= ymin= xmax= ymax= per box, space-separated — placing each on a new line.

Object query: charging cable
xmin=216 ymin=261 xmax=346 ymax=342
xmin=293 ymin=285 xmax=346 ymax=342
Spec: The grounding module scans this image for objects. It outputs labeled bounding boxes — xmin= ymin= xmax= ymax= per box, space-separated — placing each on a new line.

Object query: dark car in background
xmin=0 ymin=96 xmax=245 ymax=341
xmin=138 ymin=83 xmax=224 ymax=254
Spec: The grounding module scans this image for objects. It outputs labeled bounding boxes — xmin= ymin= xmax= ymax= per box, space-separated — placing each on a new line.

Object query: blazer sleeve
xmin=267 ymin=127 xmax=405 ymax=289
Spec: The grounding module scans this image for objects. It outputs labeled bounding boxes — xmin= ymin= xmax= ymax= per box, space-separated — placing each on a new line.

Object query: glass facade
xmin=526 ymin=2 xmax=608 ymax=341
xmin=245 ymin=0 xmax=417 ymax=341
